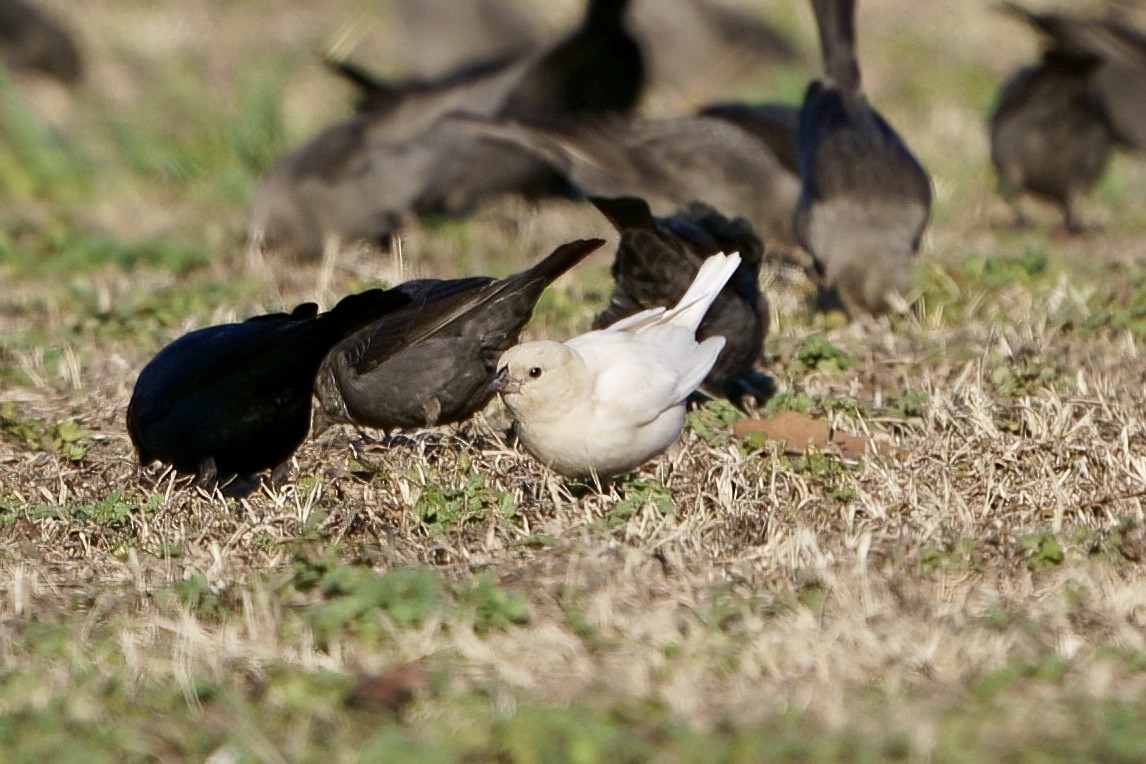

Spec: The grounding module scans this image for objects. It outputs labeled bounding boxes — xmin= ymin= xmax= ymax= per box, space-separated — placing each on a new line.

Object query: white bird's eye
xmin=528 ymin=366 xmax=543 ymax=378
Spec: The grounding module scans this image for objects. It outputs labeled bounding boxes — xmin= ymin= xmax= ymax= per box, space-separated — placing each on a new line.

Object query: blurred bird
xmin=990 ymin=3 xmax=1146 ymax=231
xmin=997 ymin=3 xmax=1146 ymax=153
xmin=126 ymin=289 xmax=412 ymax=488
xmin=313 ymin=238 xmax=605 ymax=432
xmin=494 ymin=252 xmax=741 ymax=479
xmin=793 ymin=0 xmax=931 ymax=316
xmin=0 ymin=0 xmax=82 ymax=85
xmin=252 ymin=0 xmax=643 ymax=259
xmin=696 ymin=102 xmax=800 ymax=174
xmin=588 ymin=196 xmax=770 ymax=400
xmin=990 ymin=43 xmax=1113 ymax=232
xmin=463 ymin=113 xmax=803 ymax=256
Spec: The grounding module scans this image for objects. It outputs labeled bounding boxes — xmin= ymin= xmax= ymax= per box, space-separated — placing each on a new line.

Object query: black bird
xmin=793 ymin=0 xmax=932 ymax=316
xmin=0 ymin=0 xmax=82 ymax=84
xmin=252 ymin=0 xmax=644 ymax=260
xmin=313 ymin=238 xmax=605 ymax=432
xmin=990 ymin=42 xmax=1112 ymax=232
xmin=588 ymin=196 xmax=770 ymax=400
xmin=502 ymin=0 xmax=643 ymax=118
xmin=126 ymin=289 xmax=411 ymax=487
xmin=463 ymin=113 xmax=803 ymax=257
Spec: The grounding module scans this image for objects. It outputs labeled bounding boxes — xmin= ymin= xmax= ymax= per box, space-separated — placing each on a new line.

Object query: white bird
xmin=493 ymin=251 xmax=742 ymax=478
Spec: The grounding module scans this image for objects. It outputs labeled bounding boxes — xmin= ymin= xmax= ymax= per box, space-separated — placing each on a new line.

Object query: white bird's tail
xmin=664 ymin=251 xmax=742 ymax=332
xmin=600 ymin=251 xmax=742 ymax=335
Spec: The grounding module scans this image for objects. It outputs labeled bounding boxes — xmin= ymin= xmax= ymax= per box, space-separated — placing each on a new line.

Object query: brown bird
xmin=998 ymin=4 xmax=1146 ymax=153
xmin=990 ymin=43 xmax=1112 ymax=232
xmin=588 ymin=196 xmax=770 ymax=401
xmin=313 ymin=238 xmax=604 ymax=432
xmin=793 ymin=0 xmax=932 ymax=316
xmin=990 ymin=3 xmax=1146 ymax=231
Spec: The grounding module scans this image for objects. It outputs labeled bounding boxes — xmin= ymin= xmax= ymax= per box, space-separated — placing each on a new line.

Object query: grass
xmin=2 ymin=0 xmax=1146 ymax=760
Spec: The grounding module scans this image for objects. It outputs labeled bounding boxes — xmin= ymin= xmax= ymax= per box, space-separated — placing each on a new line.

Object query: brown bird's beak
xmin=489 ymin=366 xmax=520 ymax=395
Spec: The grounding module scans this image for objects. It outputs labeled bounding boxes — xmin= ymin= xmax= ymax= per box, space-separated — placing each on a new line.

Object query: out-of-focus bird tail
xmin=811 ymin=0 xmax=861 ymax=95
xmin=587 ymin=196 xmax=657 ymax=233
xmin=665 ymin=251 xmax=741 ymax=332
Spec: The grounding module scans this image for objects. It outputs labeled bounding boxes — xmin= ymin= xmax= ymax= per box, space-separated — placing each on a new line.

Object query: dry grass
xmin=3 ymin=0 xmax=1146 ymax=759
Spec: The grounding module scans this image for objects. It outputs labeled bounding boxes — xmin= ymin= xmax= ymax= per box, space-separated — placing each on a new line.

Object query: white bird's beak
xmin=489 ymin=366 xmax=521 ymax=395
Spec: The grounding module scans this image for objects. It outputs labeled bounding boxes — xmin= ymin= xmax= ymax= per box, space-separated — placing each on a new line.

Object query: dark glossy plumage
xmin=0 ymin=0 xmax=82 ymax=84
xmin=589 ymin=196 xmax=769 ymax=400
xmin=252 ymin=0 xmax=643 ymax=260
xmin=793 ymin=0 xmax=931 ymax=316
xmin=127 ymin=289 xmax=411 ymax=485
xmin=314 ymin=238 xmax=605 ymax=432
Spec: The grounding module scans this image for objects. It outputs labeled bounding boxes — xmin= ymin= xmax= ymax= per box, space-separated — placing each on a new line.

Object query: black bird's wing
xmin=339 ymin=238 xmax=606 ymax=376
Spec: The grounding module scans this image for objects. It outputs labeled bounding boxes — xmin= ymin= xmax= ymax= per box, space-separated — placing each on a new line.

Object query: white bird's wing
xmin=569 ymin=331 xmax=709 ymax=426
xmin=599 ymin=305 xmax=668 ymax=333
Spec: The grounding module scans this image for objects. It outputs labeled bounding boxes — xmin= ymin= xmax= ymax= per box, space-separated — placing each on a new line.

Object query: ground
xmin=2 ymin=0 xmax=1146 ymax=760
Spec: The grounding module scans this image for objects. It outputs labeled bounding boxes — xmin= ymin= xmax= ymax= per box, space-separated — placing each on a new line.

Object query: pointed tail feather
xmin=502 ymin=238 xmax=605 ymax=293
xmin=661 ymin=251 xmax=741 ymax=333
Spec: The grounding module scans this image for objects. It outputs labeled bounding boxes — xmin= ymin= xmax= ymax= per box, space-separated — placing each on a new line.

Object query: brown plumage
xmin=314 ymin=239 xmax=605 ymax=432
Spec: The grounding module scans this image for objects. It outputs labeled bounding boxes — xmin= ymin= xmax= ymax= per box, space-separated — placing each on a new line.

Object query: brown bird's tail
xmin=811 ymin=0 xmax=861 ymax=95
xmin=503 ymin=238 xmax=606 ymax=295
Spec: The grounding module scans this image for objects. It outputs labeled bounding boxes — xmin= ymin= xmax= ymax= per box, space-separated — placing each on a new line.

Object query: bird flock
xmin=8 ymin=0 xmax=1139 ymax=489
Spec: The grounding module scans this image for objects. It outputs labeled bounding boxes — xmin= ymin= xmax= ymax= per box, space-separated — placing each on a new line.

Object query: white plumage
xmin=494 ymin=251 xmax=741 ymax=478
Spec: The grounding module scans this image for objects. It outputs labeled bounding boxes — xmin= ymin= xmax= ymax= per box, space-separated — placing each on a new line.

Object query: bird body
xmin=990 ymin=48 xmax=1112 ymax=231
xmin=794 ymin=0 xmax=931 ymax=315
xmin=989 ymin=3 xmax=1145 ymax=230
xmin=127 ymin=289 xmax=411 ymax=485
xmin=495 ymin=251 xmax=740 ymax=478
xmin=314 ymin=238 xmax=605 ymax=432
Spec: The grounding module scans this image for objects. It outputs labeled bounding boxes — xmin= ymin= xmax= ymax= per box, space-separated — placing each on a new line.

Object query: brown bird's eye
xmin=528 ymin=367 xmax=543 ymax=378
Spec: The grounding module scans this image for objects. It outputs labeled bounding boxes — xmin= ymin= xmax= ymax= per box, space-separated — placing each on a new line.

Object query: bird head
xmin=493 ymin=341 xmax=580 ymax=420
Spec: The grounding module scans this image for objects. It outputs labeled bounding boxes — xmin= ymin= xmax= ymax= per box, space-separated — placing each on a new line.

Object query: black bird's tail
xmin=811 ymin=0 xmax=861 ymax=95
xmin=587 ymin=196 xmax=657 ymax=232
xmin=323 ymin=55 xmax=405 ymax=114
